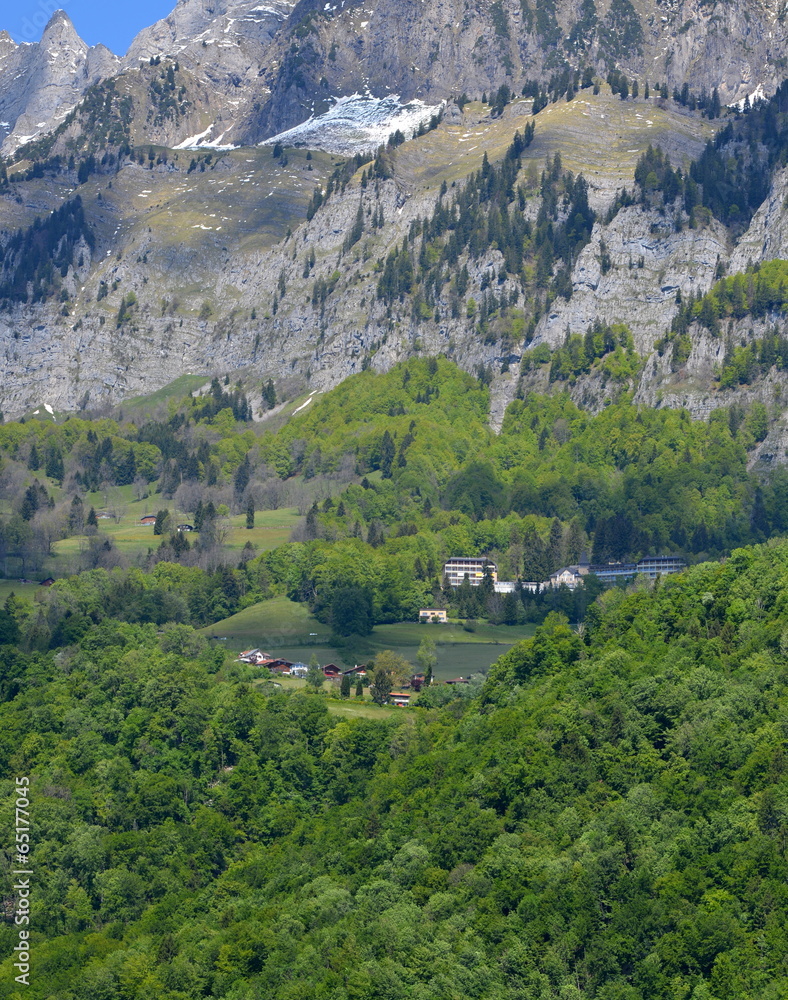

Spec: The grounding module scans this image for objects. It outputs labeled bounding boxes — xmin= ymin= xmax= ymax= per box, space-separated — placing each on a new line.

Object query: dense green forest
xmin=654 ymin=259 xmax=788 ymax=378
xmin=3 ymin=539 xmax=788 ymax=997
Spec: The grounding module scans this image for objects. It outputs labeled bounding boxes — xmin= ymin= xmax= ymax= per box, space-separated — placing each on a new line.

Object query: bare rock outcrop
xmin=0 ymin=12 xmax=119 ymax=157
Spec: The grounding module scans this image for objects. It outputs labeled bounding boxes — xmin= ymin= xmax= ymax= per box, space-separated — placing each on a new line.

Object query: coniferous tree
xmin=153 ymin=509 xmax=170 ymax=535
xmin=380 ymin=430 xmax=395 ymax=479
xmin=234 ymin=455 xmax=251 ymax=497
xmin=45 ymin=449 xmax=64 ymax=484
xmin=69 ymin=495 xmax=84 ymax=533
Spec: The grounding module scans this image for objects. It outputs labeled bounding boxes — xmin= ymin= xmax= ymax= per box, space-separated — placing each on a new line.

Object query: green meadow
xmin=205 ymin=595 xmax=535 ymax=678
xmin=47 ymin=504 xmax=301 ymax=577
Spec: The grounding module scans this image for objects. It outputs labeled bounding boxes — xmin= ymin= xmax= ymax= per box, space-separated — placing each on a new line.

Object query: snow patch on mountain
xmin=262 ymin=94 xmax=444 ymax=154
xmin=729 ymin=83 xmax=768 ymax=110
xmin=173 ymin=123 xmax=238 ymax=150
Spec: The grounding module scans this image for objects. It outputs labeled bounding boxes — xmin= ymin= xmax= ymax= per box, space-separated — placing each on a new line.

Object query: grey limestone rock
xmin=0 ymin=12 xmax=119 ymax=157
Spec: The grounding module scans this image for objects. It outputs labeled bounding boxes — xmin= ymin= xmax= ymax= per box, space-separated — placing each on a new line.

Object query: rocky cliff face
xmin=253 ymin=0 xmax=788 ymax=139
xmin=0 ymin=12 xmax=118 ymax=157
xmin=122 ymin=0 xmax=297 ymax=149
xmin=0 ymin=110 xmax=781 ymax=427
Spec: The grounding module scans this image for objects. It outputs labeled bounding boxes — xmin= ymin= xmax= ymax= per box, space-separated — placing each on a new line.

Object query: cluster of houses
xmin=233 ymin=649 xmax=464 ymax=706
xmin=418 ymin=554 xmax=686 ymax=621
xmin=231 ymin=553 xmax=685 ymax=706
xmin=236 ymin=649 xmax=369 ymax=681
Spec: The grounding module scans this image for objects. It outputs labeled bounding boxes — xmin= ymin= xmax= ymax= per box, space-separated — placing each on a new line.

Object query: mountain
xmin=0 ymin=12 xmax=118 ymax=157
xmin=2 ymin=0 xmax=788 ymax=453
xmin=3 ymin=0 xmax=786 ymax=155
xmin=247 ymin=0 xmax=788 ymax=140
xmin=121 ymin=0 xmax=299 ymax=149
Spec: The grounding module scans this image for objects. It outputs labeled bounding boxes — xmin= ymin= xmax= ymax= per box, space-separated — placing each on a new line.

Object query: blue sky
xmin=5 ymin=0 xmax=176 ymax=54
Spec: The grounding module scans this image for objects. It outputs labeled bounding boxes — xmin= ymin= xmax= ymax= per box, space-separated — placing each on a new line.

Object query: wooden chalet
xmin=262 ymin=658 xmax=294 ymax=673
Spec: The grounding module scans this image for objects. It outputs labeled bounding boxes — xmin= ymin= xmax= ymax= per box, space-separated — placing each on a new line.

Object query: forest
xmin=3 ymin=534 xmax=788 ymax=997
xmin=2 ymin=74 xmax=788 ymax=998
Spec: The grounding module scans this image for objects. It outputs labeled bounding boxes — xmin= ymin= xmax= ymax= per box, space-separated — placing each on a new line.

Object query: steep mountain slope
xmin=251 ymin=0 xmax=788 ymax=139
xmin=122 ymin=0 xmax=299 ymax=149
xmin=0 ymin=12 xmax=118 ymax=157
xmin=0 ymin=88 xmax=715 ymax=418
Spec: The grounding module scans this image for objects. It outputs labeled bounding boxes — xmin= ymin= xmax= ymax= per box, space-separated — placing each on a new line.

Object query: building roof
xmin=445 ymin=556 xmax=496 ymax=566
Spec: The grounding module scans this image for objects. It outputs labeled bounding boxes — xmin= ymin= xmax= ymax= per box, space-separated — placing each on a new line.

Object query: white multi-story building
xmin=444 ymin=557 xmax=497 ymax=587
xmin=546 ymin=555 xmax=686 ymax=590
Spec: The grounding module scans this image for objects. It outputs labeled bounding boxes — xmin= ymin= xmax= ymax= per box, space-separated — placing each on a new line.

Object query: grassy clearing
xmin=48 ymin=494 xmax=161 ymax=574
xmin=225 ymin=509 xmax=300 ymax=553
xmin=252 ymin=677 xmax=411 ymax=717
xmin=45 ymin=505 xmax=301 ymax=578
xmin=119 ymin=374 xmax=211 ymax=417
xmin=202 ymin=595 xmax=333 ymax=646
xmin=522 ymin=90 xmax=716 ymax=198
xmin=372 ymin=621 xmax=534 ymax=646
xmin=325 ymin=700 xmax=408 ymax=720
xmin=0 ymin=581 xmax=41 ymax=604
xmin=399 ymin=88 xmax=716 ymax=204
xmin=115 ymin=145 xmax=336 ymax=258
